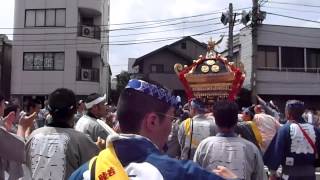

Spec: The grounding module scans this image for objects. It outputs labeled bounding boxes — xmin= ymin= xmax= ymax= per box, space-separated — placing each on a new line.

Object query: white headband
xmin=85 ymin=94 xmax=106 ymax=109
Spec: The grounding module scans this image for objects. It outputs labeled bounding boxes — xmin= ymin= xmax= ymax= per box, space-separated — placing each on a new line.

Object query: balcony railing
xmin=76 ymin=67 xmax=100 ymax=82
xmin=258 ymin=67 xmax=320 ymax=73
xmin=78 ymin=24 xmax=101 ymax=40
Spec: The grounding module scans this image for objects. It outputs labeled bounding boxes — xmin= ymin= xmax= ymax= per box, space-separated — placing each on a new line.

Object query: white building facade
xmin=239 ymin=24 xmax=320 ymax=108
xmin=12 ymin=0 xmax=110 ymax=102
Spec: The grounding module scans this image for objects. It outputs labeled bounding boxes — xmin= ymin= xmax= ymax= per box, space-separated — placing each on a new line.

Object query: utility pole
xmin=228 ymin=3 xmax=234 ymax=63
xmin=251 ymin=0 xmax=259 ymax=104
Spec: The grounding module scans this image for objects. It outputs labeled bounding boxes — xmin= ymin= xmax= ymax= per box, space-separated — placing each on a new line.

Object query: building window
xmin=257 ymin=46 xmax=278 ymax=69
xmin=281 ymin=47 xmax=304 ymax=69
xmin=77 ymin=56 xmax=99 ymax=82
xmin=25 ymin=9 xmax=66 ymax=27
xmin=150 ymin=64 xmax=164 ymax=73
xmin=307 ymin=48 xmax=320 ymax=71
xmin=44 ymin=53 xmax=54 ymax=70
xmin=55 ymin=9 xmax=66 ymax=26
xmin=25 ymin=10 xmax=35 ymax=27
xmin=35 ymin=10 xmax=45 ymax=26
xmin=45 ymin=9 xmax=55 ymax=26
xmin=181 ymin=41 xmax=187 ymax=49
xmin=23 ymin=52 xmax=64 ymax=71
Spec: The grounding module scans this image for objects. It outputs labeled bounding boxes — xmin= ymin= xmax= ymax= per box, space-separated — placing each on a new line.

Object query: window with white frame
xmin=23 ymin=52 xmax=64 ymax=71
xmin=25 ymin=9 xmax=66 ymax=27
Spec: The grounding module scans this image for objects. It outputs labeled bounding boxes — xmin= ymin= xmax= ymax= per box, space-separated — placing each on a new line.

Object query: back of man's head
xmin=117 ymin=79 xmax=177 ymax=134
xmin=285 ymin=100 xmax=305 ymax=120
xmin=190 ymin=99 xmax=206 ymax=115
xmin=213 ymin=100 xmax=239 ymax=129
xmin=48 ymin=88 xmax=76 ymax=124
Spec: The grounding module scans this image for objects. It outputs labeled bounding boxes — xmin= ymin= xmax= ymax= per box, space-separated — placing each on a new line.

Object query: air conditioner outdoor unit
xmin=81 ymin=69 xmax=92 ymax=81
xmin=81 ymin=25 xmax=94 ymax=38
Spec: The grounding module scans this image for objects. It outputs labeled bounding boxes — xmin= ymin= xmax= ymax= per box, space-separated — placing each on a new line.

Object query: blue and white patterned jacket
xmin=69 ymin=135 xmax=228 ymax=180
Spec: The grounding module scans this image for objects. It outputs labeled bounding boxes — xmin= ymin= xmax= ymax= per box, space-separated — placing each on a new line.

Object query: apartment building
xmin=0 ymin=35 xmax=12 ymax=99
xmin=239 ymin=24 xmax=320 ymax=109
xmin=11 ymin=0 xmax=110 ymax=104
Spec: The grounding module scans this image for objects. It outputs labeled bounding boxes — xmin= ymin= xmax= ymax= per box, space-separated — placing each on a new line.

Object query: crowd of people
xmin=1 ymin=78 xmax=320 ymax=180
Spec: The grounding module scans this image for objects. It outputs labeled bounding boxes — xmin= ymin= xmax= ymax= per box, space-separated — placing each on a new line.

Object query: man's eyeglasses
xmin=155 ymin=112 xmax=179 ymax=122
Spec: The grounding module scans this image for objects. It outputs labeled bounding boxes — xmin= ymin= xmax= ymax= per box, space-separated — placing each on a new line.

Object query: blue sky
xmin=0 ymin=0 xmax=319 ymax=76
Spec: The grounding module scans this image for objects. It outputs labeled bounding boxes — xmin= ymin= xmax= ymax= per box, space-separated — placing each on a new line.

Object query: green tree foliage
xmin=116 ymin=71 xmax=131 ymax=92
xmin=109 ymin=71 xmax=131 ymax=104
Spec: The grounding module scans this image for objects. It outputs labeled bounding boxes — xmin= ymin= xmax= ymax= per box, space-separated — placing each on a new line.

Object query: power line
xmin=3 ymin=17 xmax=221 ymax=36
xmin=0 ymin=7 xmax=251 ymax=30
xmin=109 ymin=6 xmax=250 ymax=25
xmin=110 ymin=11 xmax=225 ymax=26
xmin=110 ymin=17 xmax=221 ymax=31
xmin=110 ymin=22 xmax=222 ymax=37
xmin=267 ymin=1 xmax=320 ymax=8
xmin=13 ymin=28 xmax=226 ymax=46
xmin=262 ymin=5 xmax=320 ymax=14
xmin=0 ymin=12 xmax=219 ymax=30
xmin=11 ymin=26 xmax=235 ymax=47
xmin=11 ymin=22 xmax=224 ymax=42
xmin=266 ymin=12 xmax=320 ymax=24
xmin=0 ymin=15 xmax=221 ymax=32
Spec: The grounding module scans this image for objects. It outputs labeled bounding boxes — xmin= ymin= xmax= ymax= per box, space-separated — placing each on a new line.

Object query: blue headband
xmin=286 ymin=100 xmax=304 ymax=110
xmin=125 ymin=79 xmax=178 ymax=107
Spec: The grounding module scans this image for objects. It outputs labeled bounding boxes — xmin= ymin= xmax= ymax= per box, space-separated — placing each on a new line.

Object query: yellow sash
xmin=184 ymin=118 xmax=192 ymax=136
xmin=248 ymin=121 xmax=263 ymax=148
xmin=89 ymin=143 xmax=129 ymax=180
xmin=183 ymin=118 xmax=200 ymax=146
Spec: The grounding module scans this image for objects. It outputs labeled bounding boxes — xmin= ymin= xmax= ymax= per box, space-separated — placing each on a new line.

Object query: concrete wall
xmin=254 ymin=25 xmax=320 ymax=96
xmin=170 ymin=39 xmax=206 ymax=59
xmin=141 ymin=50 xmax=188 ymax=90
xmin=141 ymin=50 xmax=187 ymax=74
xmin=256 ymin=70 xmax=320 ymax=95
xmin=239 ymin=27 xmax=253 ymax=89
xmin=257 ymin=24 xmax=320 ymax=49
xmin=149 ymin=73 xmax=185 ymax=90
xmin=12 ymin=0 xmax=109 ymax=96
xmin=239 ymin=24 xmax=320 ymax=96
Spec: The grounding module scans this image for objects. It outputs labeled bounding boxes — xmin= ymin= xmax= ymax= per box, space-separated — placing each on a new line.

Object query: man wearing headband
xmin=264 ymin=100 xmax=320 ymax=180
xmin=75 ymin=93 xmax=109 ymax=142
xmin=178 ymin=98 xmax=217 ymax=160
xmin=70 ymin=79 xmax=237 ymax=180
xmin=25 ymin=88 xmax=99 ymax=179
